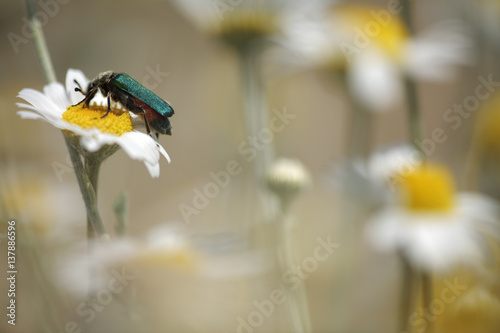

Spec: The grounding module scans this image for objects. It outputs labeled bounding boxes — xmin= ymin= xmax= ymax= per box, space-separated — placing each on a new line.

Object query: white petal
xmin=145 ymin=161 xmax=160 ymax=178
xmin=18 ymin=87 xmax=65 ymax=119
xmin=43 ymin=83 xmax=70 ymax=114
xmin=116 ymin=132 xmax=159 ymax=165
xmin=16 ymin=102 xmax=39 ymax=112
xmin=347 ymin=50 xmax=403 ymax=112
xmin=157 ymin=142 xmax=171 ymax=164
xmin=66 ymin=68 xmax=89 ymax=105
xmin=365 ymin=206 xmax=490 ymax=273
xmin=368 ymin=144 xmax=422 ymax=187
xmin=406 ymin=21 xmax=472 ymax=81
xmin=17 ymin=110 xmax=47 ymax=120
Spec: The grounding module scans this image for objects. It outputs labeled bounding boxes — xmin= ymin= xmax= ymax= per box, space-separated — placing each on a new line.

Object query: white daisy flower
xmin=57 ymin=223 xmax=266 ymax=295
xmin=16 ymin=69 xmax=170 ymax=178
xmin=367 ymin=144 xmax=422 ymax=191
xmin=282 ymin=4 xmax=472 ymax=111
xmin=170 ymin=0 xmax=311 ymax=51
xmin=365 ymin=163 xmax=500 ymax=273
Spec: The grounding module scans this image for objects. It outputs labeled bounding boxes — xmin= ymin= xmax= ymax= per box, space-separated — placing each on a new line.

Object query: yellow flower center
xmin=399 ymin=164 xmax=455 ymax=212
xmin=62 ymin=104 xmax=133 ymax=136
xmin=210 ymin=11 xmax=277 ymax=51
xmin=324 ymin=5 xmax=409 ymax=71
xmin=132 ymin=249 xmax=199 ymax=270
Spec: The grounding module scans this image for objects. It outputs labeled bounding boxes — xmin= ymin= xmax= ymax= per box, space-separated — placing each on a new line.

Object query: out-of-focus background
xmin=1 ymin=0 xmax=498 ymax=332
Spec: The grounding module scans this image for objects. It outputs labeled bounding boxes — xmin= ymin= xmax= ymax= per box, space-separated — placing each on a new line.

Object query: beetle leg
xmin=141 ymin=113 xmax=152 ymax=136
xmin=101 ymin=93 xmax=112 ymax=118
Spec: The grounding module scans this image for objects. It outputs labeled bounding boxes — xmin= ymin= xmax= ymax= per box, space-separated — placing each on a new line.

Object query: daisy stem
xmin=25 ymin=0 xmax=57 ymax=84
xmin=85 ymin=157 xmax=103 ymax=239
xmin=64 ymin=133 xmax=109 ymax=240
xmin=239 ymin=49 xmax=276 ymax=223
xmin=405 ymin=78 xmax=426 ymax=160
xmin=275 ymin=203 xmax=312 ymax=333
xmin=400 ymin=0 xmax=416 ymax=35
xmin=346 ymin=87 xmax=372 ymax=160
xmin=399 ymin=254 xmax=418 ymax=333
xmin=421 ymin=273 xmax=434 ymax=333
xmin=400 ymin=0 xmax=426 ymax=161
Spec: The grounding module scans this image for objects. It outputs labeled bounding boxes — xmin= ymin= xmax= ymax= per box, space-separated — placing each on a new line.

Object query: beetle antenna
xmin=74 ymin=80 xmax=84 ymax=95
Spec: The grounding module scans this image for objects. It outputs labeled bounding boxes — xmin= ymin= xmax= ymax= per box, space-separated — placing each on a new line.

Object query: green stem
xmin=113 ymin=191 xmax=129 ymax=237
xmin=400 ymin=0 xmax=415 ymax=35
xmin=405 ymin=78 xmax=425 ymax=159
xmin=25 ymin=0 xmax=57 ymax=84
xmin=348 ymin=98 xmax=372 ymax=160
xmin=64 ymin=133 xmax=109 ymax=240
xmin=85 ymin=155 xmax=102 ymax=239
xmin=276 ymin=205 xmax=312 ymax=333
xmin=239 ymin=49 xmax=277 ymax=236
xmin=421 ymin=273 xmax=434 ymax=333
xmin=400 ymin=1 xmax=426 ymax=161
xmin=239 ymin=50 xmax=276 ymax=218
xmin=399 ymin=254 xmax=419 ymax=333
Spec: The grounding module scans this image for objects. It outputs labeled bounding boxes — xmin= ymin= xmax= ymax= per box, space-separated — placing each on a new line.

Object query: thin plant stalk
xmin=25 ymin=0 xmax=56 ymax=84
xmin=276 ymin=201 xmax=312 ymax=333
xmin=64 ymin=134 xmax=109 ymax=239
xmin=400 ymin=0 xmax=426 ymax=160
xmin=421 ymin=273 xmax=434 ymax=333
xmin=399 ymin=3 xmax=429 ymax=332
xmin=239 ymin=49 xmax=276 ymax=223
xmin=329 ymin=76 xmax=373 ymax=332
xmin=405 ymin=77 xmax=425 ymax=159
xmin=399 ymin=255 xmax=419 ymax=333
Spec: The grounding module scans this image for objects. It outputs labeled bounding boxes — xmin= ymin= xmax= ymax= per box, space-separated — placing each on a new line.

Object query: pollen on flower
xmin=399 ymin=164 xmax=455 ymax=212
xmin=62 ymin=104 xmax=133 ymax=136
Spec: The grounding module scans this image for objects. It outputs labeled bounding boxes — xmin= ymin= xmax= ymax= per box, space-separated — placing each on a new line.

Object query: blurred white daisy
xmin=170 ymin=0 xmax=310 ymax=52
xmin=17 ymin=69 xmax=170 ymax=178
xmin=282 ymin=4 xmax=472 ymax=111
xmin=57 ymin=223 xmax=266 ymax=295
xmin=366 ymin=163 xmax=500 ymax=273
xmin=329 ymin=144 xmax=422 ymax=206
xmin=367 ymin=144 xmax=422 ymax=191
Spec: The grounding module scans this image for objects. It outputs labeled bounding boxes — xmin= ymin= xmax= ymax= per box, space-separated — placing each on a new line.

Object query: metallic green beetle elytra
xmin=74 ymin=71 xmax=174 ymax=137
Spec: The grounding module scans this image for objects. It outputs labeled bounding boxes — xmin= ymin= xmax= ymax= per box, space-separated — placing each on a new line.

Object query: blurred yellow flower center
xmin=133 ymin=249 xmax=198 ymax=270
xmin=400 ymin=164 xmax=455 ymax=212
xmin=62 ymin=104 xmax=133 ymax=136
xmin=325 ymin=5 xmax=409 ymax=70
xmin=211 ymin=11 xmax=277 ymax=51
